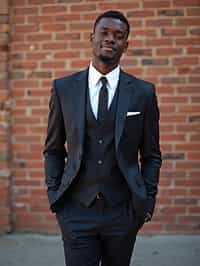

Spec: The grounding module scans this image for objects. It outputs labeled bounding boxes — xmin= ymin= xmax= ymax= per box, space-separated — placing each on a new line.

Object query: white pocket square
xmin=127 ymin=111 xmax=141 ymax=116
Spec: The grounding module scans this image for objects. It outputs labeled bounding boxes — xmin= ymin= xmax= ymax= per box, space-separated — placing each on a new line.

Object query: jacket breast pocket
xmin=125 ymin=113 xmax=143 ymax=129
xmin=123 ymin=113 xmax=143 ymax=143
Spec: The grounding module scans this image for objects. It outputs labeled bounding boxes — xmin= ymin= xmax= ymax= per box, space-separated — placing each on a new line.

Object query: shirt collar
xmin=89 ymin=62 xmax=120 ymax=89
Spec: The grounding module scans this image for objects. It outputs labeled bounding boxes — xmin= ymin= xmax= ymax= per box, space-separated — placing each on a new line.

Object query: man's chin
xmin=99 ymin=54 xmax=114 ymax=64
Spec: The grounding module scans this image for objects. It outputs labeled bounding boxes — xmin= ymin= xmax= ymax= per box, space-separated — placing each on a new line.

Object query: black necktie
xmin=98 ymin=77 xmax=108 ymax=123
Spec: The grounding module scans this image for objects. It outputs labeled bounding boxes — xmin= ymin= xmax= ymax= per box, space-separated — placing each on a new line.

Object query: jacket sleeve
xmin=43 ymin=80 xmax=67 ymax=205
xmin=139 ymin=85 xmax=162 ymax=217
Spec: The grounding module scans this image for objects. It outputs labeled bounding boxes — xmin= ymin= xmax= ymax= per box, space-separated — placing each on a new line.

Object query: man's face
xmin=91 ymin=17 xmax=128 ymax=65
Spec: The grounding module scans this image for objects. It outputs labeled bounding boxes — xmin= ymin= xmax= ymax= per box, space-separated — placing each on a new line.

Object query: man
xmin=44 ymin=10 xmax=162 ymax=266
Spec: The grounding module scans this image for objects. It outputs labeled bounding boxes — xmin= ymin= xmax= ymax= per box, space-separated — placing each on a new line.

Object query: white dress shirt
xmin=88 ymin=63 xmax=120 ymax=119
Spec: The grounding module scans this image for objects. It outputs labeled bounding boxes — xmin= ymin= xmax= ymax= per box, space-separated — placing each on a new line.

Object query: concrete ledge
xmin=0 ymin=234 xmax=199 ymax=266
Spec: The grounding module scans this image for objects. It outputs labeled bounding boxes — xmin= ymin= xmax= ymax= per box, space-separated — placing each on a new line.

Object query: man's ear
xmin=90 ymin=33 xmax=94 ymax=43
xmin=123 ymin=41 xmax=129 ymax=53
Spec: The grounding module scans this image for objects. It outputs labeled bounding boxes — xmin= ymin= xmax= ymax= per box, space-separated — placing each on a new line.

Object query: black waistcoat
xmin=68 ymin=83 xmax=131 ymax=207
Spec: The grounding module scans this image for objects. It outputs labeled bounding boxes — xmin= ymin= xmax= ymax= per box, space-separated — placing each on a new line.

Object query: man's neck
xmin=91 ymin=60 xmax=118 ymax=75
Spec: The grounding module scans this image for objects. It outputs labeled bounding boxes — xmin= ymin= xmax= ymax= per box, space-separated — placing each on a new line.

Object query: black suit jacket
xmin=44 ymin=69 xmax=162 ymax=220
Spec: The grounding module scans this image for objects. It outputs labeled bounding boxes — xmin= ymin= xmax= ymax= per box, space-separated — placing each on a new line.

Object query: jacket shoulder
xmin=53 ymin=69 xmax=87 ymax=91
xmin=122 ymin=70 xmax=155 ymax=95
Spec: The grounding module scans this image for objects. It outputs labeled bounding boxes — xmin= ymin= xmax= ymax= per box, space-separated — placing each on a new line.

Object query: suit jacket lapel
xmin=115 ymin=70 xmax=135 ymax=149
xmin=72 ymin=69 xmax=88 ymax=148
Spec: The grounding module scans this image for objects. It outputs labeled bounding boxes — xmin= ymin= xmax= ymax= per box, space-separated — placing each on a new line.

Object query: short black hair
xmin=93 ymin=10 xmax=130 ymax=38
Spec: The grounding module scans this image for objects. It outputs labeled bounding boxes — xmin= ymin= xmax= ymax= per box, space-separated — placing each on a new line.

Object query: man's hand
xmin=144 ymin=212 xmax=152 ymax=223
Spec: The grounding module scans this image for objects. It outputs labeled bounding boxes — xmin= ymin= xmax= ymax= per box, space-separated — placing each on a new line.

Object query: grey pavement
xmin=0 ymin=233 xmax=199 ymax=266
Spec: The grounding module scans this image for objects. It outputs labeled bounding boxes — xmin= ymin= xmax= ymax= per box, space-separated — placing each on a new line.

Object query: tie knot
xmin=100 ymin=76 xmax=107 ymax=87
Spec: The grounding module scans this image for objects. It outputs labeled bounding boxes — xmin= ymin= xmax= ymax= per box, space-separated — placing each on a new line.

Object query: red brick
xmin=41 ymin=6 xmax=67 ymax=13
xmin=41 ymin=61 xmax=65 ymax=69
xmin=54 ymin=51 xmax=80 ymax=58
xmin=162 ymin=28 xmax=186 ymax=36
xmin=127 ymin=11 xmax=154 ymax=17
xmin=12 ymin=61 xmax=38 ymax=70
xmin=161 ymin=114 xmax=186 ymax=123
xmin=13 ymin=7 xmax=39 ymax=15
xmin=176 ymin=37 xmax=200 ymax=45
xmin=177 ymin=67 xmax=191 ymax=74
xmin=162 ymin=77 xmax=186 ymax=84
xmin=187 ymin=8 xmax=200 ymax=16
xmin=128 ymin=39 xmax=144 ymax=48
xmin=42 ymin=42 xmax=67 ymax=50
xmin=55 ymin=32 xmax=80 ymax=41
xmin=26 ymin=34 xmax=52 ymax=42
xmin=69 ymin=41 xmax=90 ymax=49
xmin=146 ymin=19 xmax=172 ymax=27
xmin=189 ymin=77 xmax=200 ymax=83
xmin=172 ymin=57 xmax=199 ymax=65
xmin=70 ymin=59 xmax=90 ymax=69
xmin=146 ymin=67 xmax=172 ymax=75
xmin=178 ymin=105 xmax=200 ymax=113
xmin=176 ymin=18 xmax=200 ymax=26
xmin=143 ymin=1 xmax=170 ymax=8
xmin=173 ymin=0 xmax=200 ymax=7
xmin=11 ymin=43 xmax=40 ymax=51
xmin=177 ymin=86 xmax=199 ymax=93
xmin=160 ymin=124 xmax=175 ymax=132
xmin=71 ymin=3 xmax=96 ymax=12
xmin=191 ymin=96 xmax=200 ymax=103
xmin=69 ymin=22 xmax=92 ymax=31
xmin=188 ymin=207 xmax=200 ymax=213
xmin=99 ymin=2 xmax=140 ymax=10
xmin=189 ymin=171 xmax=200 ymax=178
xmin=26 ymin=52 xmax=50 ymax=60
xmin=161 ymin=134 xmax=185 ymax=142
xmin=146 ymin=38 xmax=173 ymax=46
xmin=28 ymin=15 xmax=53 ymax=24
xmin=160 ymin=105 xmax=176 ymax=113
xmin=156 ymin=86 xmax=175 ymax=94
xmin=176 ymin=144 xmax=200 ymax=151
xmin=175 ymin=179 xmax=200 ymax=186
xmin=81 ymin=12 xmax=101 ymax=21
xmin=14 ymin=179 xmax=41 ymax=186
xmin=190 ymin=28 xmax=200 ymax=35
xmin=29 ymin=0 xmax=54 ymax=4
xmin=12 ymin=15 xmax=25 ymax=24
xmin=156 ymin=48 xmax=183 ymax=56
xmin=13 ymin=80 xmax=39 ymax=88
xmin=187 ymin=152 xmax=200 ymax=160
xmin=164 ymin=223 xmax=197 ymax=232
xmin=141 ymin=223 xmax=163 ymax=232
xmin=132 ymin=29 xmax=157 ymax=37
xmin=161 ymin=96 xmax=188 ymax=103
xmin=55 ymin=14 xmax=80 ymax=21
xmin=175 ymin=198 xmax=198 ymax=205
xmin=176 ymin=124 xmax=200 ymax=132
xmin=41 ymin=24 xmax=66 ymax=32
xmin=14 ymin=24 xmax=39 ymax=33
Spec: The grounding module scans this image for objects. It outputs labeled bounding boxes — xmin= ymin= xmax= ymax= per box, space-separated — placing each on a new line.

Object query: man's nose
xmin=105 ymin=33 xmax=115 ymax=43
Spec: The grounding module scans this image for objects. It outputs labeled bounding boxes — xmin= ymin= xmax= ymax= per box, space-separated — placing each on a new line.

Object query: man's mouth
xmin=101 ymin=46 xmax=115 ymax=52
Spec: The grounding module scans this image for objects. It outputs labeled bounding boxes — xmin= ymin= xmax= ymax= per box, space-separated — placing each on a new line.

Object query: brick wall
xmin=0 ymin=0 xmax=199 ymax=234
xmin=0 ymin=0 xmax=11 ymax=233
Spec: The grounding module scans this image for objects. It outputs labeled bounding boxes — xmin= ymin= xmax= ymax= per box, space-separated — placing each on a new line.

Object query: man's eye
xmin=116 ymin=34 xmax=124 ymax=39
xmin=101 ymin=31 xmax=108 ymax=36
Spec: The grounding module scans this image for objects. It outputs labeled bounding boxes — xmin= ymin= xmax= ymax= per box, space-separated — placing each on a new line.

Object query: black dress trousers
xmin=56 ymin=197 xmax=144 ymax=266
